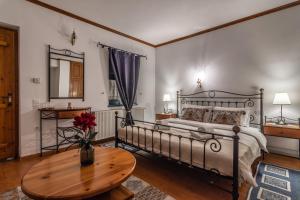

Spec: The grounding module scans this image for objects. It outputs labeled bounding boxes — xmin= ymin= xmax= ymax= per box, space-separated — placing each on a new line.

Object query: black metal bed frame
xmin=114 ymin=88 xmax=264 ymax=200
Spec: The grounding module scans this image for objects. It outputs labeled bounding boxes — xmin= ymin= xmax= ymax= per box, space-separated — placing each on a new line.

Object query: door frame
xmin=0 ymin=23 xmax=19 ymax=159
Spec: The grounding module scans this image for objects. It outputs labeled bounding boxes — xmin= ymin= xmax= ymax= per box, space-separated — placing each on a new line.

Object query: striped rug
xmin=247 ymin=162 xmax=300 ymax=200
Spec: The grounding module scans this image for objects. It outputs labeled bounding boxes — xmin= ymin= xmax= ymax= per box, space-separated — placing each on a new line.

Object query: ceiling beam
xmin=155 ymin=1 xmax=300 ymax=47
xmin=25 ymin=0 xmax=156 ymax=47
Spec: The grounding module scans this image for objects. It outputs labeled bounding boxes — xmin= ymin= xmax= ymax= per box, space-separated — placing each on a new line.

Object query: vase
xmin=80 ymin=145 xmax=95 ymax=166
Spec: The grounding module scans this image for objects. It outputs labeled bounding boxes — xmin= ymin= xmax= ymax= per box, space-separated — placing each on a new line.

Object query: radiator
xmin=94 ymin=107 xmax=145 ymax=140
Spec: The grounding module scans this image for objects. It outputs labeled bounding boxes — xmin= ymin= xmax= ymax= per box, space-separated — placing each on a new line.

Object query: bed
xmin=114 ymin=88 xmax=266 ymax=200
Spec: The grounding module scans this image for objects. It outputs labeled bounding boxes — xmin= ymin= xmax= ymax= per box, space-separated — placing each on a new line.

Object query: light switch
xmin=32 ymin=78 xmax=40 ymax=84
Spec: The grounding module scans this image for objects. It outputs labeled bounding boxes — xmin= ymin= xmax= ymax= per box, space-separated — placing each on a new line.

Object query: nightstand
xmin=156 ymin=113 xmax=177 ymax=120
xmin=264 ymin=123 xmax=300 ymax=158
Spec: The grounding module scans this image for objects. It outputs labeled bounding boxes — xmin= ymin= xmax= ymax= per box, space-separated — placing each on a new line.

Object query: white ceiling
xmin=41 ymin=0 xmax=295 ymax=45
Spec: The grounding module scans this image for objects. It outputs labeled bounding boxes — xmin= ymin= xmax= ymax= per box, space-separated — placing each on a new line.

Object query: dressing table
xmin=39 ymin=107 xmax=91 ymax=156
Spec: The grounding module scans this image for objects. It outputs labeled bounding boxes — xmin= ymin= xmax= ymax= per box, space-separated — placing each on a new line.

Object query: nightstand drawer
xmin=264 ymin=126 xmax=300 ymax=139
xmin=156 ymin=113 xmax=177 ymax=120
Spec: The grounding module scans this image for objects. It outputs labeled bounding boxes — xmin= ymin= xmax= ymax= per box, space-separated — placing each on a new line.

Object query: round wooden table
xmin=21 ymin=147 xmax=136 ymax=200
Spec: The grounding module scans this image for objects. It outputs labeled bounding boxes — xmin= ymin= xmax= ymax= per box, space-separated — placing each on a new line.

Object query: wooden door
xmin=0 ymin=27 xmax=18 ymax=159
xmin=69 ymin=61 xmax=83 ymax=97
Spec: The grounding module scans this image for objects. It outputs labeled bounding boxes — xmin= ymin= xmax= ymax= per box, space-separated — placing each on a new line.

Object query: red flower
xmin=73 ymin=112 xmax=97 ymax=132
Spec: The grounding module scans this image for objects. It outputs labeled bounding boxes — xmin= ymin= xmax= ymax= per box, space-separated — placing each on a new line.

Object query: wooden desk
xmin=264 ymin=123 xmax=300 ymax=158
xmin=39 ymin=107 xmax=91 ymax=156
xmin=21 ymin=147 xmax=135 ymax=200
xmin=156 ymin=113 xmax=177 ymax=120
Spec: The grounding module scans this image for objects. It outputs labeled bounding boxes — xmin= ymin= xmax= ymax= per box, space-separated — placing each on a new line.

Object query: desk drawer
xmin=58 ymin=110 xmax=87 ymax=119
xmin=264 ymin=126 xmax=300 ymax=139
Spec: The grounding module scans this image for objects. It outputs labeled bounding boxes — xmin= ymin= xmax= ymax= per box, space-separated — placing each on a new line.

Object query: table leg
xmin=299 ymin=139 xmax=300 ymax=159
xmin=40 ymin=112 xmax=43 ymax=157
xmin=56 ymin=118 xmax=59 ymax=153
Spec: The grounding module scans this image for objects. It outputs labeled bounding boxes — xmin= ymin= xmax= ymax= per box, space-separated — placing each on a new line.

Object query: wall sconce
xmin=197 ymin=78 xmax=202 ymax=88
xmin=71 ymin=29 xmax=77 ymax=46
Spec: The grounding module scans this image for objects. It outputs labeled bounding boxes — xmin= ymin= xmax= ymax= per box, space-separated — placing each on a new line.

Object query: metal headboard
xmin=176 ymin=88 xmax=264 ymax=131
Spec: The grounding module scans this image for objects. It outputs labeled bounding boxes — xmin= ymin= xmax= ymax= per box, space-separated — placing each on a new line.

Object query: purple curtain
xmin=109 ymin=48 xmax=140 ymax=125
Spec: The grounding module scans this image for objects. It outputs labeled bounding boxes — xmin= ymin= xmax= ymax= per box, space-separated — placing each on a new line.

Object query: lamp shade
xmin=273 ymin=93 xmax=291 ymax=105
xmin=163 ymin=94 xmax=171 ymax=102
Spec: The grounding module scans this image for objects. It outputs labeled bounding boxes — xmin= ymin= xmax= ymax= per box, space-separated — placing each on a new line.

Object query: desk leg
xmin=56 ymin=118 xmax=59 ymax=153
xmin=40 ymin=112 xmax=43 ymax=157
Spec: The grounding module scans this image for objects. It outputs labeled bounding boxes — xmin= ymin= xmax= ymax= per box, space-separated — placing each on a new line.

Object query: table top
xmin=156 ymin=113 xmax=176 ymax=115
xmin=21 ymin=147 xmax=136 ymax=200
xmin=39 ymin=107 xmax=91 ymax=112
xmin=264 ymin=123 xmax=300 ymax=130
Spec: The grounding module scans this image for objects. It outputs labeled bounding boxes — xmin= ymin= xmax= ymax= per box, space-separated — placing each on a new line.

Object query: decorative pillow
xmin=211 ymin=110 xmax=244 ymax=126
xmin=180 ymin=105 xmax=213 ymax=122
xmin=181 ymin=107 xmax=210 ymax=122
xmin=213 ymin=107 xmax=250 ymax=127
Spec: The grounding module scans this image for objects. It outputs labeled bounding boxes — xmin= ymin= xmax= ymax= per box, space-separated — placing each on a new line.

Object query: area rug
xmin=0 ymin=175 xmax=175 ymax=200
xmin=247 ymin=162 xmax=300 ymax=200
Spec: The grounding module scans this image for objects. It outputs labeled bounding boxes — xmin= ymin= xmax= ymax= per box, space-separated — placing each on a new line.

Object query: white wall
xmin=0 ymin=0 xmax=155 ymax=156
xmin=156 ymin=6 xmax=300 ymax=157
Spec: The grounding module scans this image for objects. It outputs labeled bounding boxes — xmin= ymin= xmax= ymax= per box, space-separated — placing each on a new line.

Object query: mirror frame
xmin=48 ymin=45 xmax=85 ymax=101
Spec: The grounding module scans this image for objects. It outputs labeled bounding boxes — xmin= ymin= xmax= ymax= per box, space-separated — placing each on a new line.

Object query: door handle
xmin=0 ymin=93 xmax=12 ymax=106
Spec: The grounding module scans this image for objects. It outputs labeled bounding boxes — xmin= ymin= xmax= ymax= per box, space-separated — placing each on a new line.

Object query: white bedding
xmin=119 ymin=118 xmax=267 ymax=186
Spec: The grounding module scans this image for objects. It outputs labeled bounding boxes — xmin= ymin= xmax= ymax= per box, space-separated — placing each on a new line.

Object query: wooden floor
xmin=0 ymin=150 xmax=299 ymax=200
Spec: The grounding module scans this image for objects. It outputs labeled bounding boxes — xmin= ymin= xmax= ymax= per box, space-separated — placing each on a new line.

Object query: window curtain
xmin=109 ymin=48 xmax=140 ymax=125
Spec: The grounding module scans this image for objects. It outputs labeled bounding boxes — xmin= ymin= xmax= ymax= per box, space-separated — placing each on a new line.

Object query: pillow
xmin=213 ymin=107 xmax=251 ymax=127
xmin=181 ymin=105 xmax=213 ymax=123
xmin=211 ymin=110 xmax=244 ymax=126
xmin=181 ymin=107 xmax=212 ymax=123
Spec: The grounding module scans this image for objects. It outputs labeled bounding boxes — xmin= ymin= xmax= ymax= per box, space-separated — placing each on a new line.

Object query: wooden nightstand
xmin=264 ymin=123 xmax=300 ymax=158
xmin=156 ymin=113 xmax=177 ymax=120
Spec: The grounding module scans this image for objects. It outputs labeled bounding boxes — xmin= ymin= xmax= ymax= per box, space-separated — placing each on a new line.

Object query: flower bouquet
xmin=73 ymin=112 xmax=97 ymax=166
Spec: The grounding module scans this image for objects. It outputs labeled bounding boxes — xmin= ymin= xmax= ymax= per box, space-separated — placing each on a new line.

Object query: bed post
xmin=176 ymin=90 xmax=179 ymax=117
xmin=115 ymin=111 xmax=119 ymax=148
xmin=260 ymin=88 xmax=264 ymax=133
xmin=232 ymin=126 xmax=240 ymax=200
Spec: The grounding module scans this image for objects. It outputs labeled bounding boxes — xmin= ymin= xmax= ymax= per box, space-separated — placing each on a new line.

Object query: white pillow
xmin=213 ymin=106 xmax=251 ymax=127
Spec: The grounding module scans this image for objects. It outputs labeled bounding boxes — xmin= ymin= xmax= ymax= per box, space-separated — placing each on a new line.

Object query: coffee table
xmin=21 ymin=147 xmax=136 ymax=200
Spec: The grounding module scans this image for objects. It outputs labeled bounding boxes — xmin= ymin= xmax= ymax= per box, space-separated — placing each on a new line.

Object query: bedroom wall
xmin=0 ymin=0 xmax=156 ymax=156
xmin=156 ymin=6 xmax=300 ymax=157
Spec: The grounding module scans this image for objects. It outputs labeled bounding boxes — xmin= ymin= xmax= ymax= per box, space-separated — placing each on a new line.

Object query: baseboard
xmin=20 ymin=137 xmax=115 ymax=160
xmin=267 ymin=145 xmax=299 ymax=158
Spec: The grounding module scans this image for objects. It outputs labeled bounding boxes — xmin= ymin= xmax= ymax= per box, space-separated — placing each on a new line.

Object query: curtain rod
xmin=97 ymin=42 xmax=147 ymax=59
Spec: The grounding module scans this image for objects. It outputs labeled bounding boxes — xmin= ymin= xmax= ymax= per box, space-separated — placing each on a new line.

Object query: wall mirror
xmin=48 ymin=45 xmax=85 ymax=101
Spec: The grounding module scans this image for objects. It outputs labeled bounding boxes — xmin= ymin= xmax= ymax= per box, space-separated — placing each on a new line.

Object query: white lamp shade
xmin=273 ymin=93 xmax=291 ymax=105
xmin=163 ymin=94 xmax=171 ymax=102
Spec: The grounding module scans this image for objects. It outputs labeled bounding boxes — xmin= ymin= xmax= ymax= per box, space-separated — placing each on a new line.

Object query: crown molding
xmin=25 ymin=0 xmax=156 ymax=47
xmin=25 ymin=0 xmax=300 ymax=48
xmin=155 ymin=1 xmax=300 ymax=47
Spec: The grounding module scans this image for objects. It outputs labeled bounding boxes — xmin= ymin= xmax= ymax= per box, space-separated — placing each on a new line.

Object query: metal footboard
xmin=114 ymin=112 xmax=240 ymax=200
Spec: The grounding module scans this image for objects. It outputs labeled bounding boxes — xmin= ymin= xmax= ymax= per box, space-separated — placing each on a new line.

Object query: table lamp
xmin=163 ymin=94 xmax=171 ymax=113
xmin=273 ymin=93 xmax=291 ymax=125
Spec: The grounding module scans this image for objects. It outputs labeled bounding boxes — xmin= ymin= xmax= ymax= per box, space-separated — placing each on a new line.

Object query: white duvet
xmin=162 ymin=118 xmax=268 ymax=186
xmin=119 ymin=118 xmax=267 ymax=186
